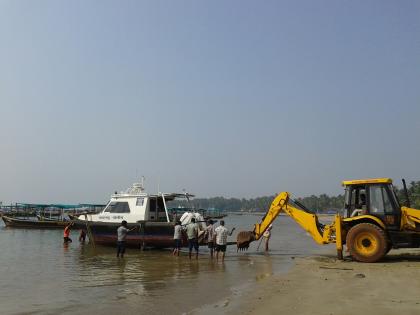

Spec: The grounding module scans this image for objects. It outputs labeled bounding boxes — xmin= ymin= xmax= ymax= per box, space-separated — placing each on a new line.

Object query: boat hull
xmin=1 ymin=215 xmax=70 ymax=229
xmin=73 ymin=219 xmax=191 ymax=248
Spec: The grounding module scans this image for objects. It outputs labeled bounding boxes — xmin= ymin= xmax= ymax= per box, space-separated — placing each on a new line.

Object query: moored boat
xmin=1 ymin=215 xmax=71 ymax=229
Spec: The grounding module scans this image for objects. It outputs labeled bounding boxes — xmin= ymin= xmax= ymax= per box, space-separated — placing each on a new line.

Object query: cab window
xmin=345 ymin=186 xmax=366 ymax=217
xmin=369 ymin=185 xmax=393 ymax=214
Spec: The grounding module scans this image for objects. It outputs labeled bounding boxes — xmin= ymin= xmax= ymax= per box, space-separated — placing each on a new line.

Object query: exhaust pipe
xmin=402 ymin=178 xmax=411 ymax=208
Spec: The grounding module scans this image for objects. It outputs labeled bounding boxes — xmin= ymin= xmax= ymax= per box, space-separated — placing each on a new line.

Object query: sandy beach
xmin=194 ymin=249 xmax=420 ymax=315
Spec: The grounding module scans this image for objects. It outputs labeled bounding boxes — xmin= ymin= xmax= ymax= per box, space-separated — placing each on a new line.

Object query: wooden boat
xmin=36 ymin=214 xmax=60 ymax=221
xmin=1 ymin=215 xmax=71 ymax=229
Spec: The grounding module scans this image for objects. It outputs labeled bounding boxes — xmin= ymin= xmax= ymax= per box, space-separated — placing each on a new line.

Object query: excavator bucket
xmin=236 ymin=231 xmax=255 ymax=251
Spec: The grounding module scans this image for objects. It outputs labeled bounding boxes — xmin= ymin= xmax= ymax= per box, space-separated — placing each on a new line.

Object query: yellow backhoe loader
xmin=237 ymin=178 xmax=420 ymax=263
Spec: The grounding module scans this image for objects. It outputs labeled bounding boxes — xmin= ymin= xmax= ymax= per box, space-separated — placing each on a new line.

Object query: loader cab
xmin=343 ymin=178 xmax=401 ymax=230
xmin=344 ymin=185 xmax=367 ymax=217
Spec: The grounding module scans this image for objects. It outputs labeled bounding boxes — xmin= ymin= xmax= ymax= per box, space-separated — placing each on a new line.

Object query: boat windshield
xmin=103 ymin=201 xmax=130 ymax=213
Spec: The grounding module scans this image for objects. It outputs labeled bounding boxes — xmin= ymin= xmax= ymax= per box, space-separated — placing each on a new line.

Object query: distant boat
xmin=0 ymin=203 xmax=104 ymax=225
xmin=1 ymin=215 xmax=70 ymax=229
xmin=201 ymin=207 xmax=227 ymax=220
xmin=36 ymin=214 xmax=71 ymax=222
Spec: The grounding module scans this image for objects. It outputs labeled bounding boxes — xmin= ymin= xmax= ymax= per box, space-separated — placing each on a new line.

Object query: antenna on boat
xmin=138 ymin=176 xmax=145 ymax=192
xmin=183 ymin=188 xmax=191 ymax=202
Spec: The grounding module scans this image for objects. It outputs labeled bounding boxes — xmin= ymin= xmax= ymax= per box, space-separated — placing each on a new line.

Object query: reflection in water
xmin=0 ymin=215 xmax=326 ymax=315
xmin=63 ymin=242 xmax=69 ymax=252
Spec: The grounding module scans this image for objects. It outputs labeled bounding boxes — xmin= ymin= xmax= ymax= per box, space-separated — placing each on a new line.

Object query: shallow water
xmin=0 ymin=214 xmax=333 ymax=315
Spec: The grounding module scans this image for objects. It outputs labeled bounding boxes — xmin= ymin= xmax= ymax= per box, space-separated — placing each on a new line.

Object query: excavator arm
xmin=252 ymin=192 xmax=289 ymax=241
xmin=237 ymin=192 xmax=343 ymax=256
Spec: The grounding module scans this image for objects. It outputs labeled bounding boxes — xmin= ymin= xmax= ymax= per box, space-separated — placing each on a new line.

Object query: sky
xmin=0 ymin=0 xmax=419 ymax=204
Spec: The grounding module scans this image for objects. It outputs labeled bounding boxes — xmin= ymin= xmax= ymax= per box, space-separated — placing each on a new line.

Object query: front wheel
xmin=346 ymin=223 xmax=388 ymax=263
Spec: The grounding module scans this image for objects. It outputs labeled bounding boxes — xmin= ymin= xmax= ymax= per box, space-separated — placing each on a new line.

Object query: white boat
xmin=73 ymin=181 xmax=205 ymax=247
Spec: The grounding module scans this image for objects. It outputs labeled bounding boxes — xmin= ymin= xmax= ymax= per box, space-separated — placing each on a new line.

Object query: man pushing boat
xmin=186 ymin=217 xmax=200 ymax=260
xmin=117 ymin=220 xmax=137 ymax=258
xmin=63 ymin=222 xmax=74 ymax=243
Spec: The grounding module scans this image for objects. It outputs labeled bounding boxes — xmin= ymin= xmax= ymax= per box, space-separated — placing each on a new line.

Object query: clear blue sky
xmin=0 ymin=0 xmax=419 ymax=203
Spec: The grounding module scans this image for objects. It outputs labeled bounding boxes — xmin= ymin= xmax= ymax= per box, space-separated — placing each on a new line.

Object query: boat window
xmin=104 ymin=202 xmax=130 ymax=213
xmin=156 ymin=198 xmax=167 ymax=221
xmin=136 ymin=198 xmax=144 ymax=207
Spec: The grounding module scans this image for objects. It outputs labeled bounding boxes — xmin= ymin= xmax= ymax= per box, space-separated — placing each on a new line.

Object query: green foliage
xmin=172 ymin=193 xmax=344 ymax=213
xmin=295 ymin=194 xmax=344 ymax=213
xmin=395 ymin=181 xmax=420 ymax=209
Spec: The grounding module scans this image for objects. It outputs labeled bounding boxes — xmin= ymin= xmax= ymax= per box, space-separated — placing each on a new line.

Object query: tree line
xmin=173 ymin=181 xmax=420 ymax=213
xmin=397 ymin=180 xmax=420 ymax=210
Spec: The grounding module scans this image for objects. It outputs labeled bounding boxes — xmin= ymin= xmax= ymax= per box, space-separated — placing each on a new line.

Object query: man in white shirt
xmin=117 ymin=220 xmax=136 ymax=258
xmin=214 ymin=220 xmax=234 ymax=262
xmin=263 ymin=224 xmax=273 ymax=252
xmin=186 ymin=217 xmax=199 ymax=260
xmin=173 ymin=220 xmax=182 ymax=256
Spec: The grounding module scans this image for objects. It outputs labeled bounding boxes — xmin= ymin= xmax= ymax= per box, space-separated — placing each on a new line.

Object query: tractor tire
xmin=346 ymin=223 xmax=387 ymax=263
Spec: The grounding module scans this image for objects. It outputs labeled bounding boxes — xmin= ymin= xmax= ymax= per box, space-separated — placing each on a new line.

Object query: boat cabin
xmin=82 ymin=183 xmax=194 ymax=224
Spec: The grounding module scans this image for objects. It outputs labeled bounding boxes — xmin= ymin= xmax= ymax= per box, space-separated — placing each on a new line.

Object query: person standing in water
xmin=263 ymin=224 xmax=273 ymax=252
xmin=186 ymin=217 xmax=199 ymax=260
xmin=214 ymin=220 xmax=235 ymax=262
xmin=205 ymin=220 xmax=215 ymax=259
xmin=79 ymin=229 xmax=87 ymax=243
xmin=63 ymin=222 xmax=74 ymax=243
xmin=173 ymin=220 xmax=182 ymax=256
xmin=117 ymin=220 xmax=136 ymax=258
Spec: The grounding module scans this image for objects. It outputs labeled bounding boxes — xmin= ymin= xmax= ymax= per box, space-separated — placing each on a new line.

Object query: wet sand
xmin=195 ymin=248 xmax=420 ymax=315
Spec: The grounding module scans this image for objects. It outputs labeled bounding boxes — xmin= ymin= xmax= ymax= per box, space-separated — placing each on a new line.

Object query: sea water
xmin=0 ymin=215 xmax=334 ymax=315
